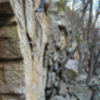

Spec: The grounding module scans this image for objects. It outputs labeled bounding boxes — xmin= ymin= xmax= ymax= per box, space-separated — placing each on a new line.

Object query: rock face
xmin=50 ymin=96 xmax=66 ymax=100
xmin=93 ymin=90 xmax=100 ymax=100
xmin=0 ymin=1 xmax=26 ymax=99
xmin=0 ymin=2 xmax=25 ymax=100
xmin=0 ymin=39 xmax=22 ymax=59
xmin=0 ymin=0 xmax=48 ymax=100
xmin=71 ymin=84 xmax=92 ymax=100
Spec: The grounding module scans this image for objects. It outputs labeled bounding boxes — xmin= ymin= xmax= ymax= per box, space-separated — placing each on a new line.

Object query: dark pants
xmin=39 ymin=0 xmax=46 ymax=8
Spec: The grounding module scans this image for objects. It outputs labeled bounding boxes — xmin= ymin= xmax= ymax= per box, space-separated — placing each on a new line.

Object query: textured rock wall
xmin=0 ymin=2 xmax=25 ymax=100
xmin=0 ymin=0 xmax=49 ymax=100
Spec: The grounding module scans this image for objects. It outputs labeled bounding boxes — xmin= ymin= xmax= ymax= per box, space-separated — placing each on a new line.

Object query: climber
xmin=35 ymin=0 xmax=46 ymax=12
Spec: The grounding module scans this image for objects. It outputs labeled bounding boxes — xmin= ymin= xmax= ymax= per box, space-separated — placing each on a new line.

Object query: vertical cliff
xmin=0 ymin=0 xmax=49 ymax=100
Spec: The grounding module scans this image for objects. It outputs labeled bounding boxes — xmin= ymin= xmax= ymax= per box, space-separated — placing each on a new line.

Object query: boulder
xmin=65 ymin=59 xmax=79 ymax=74
xmin=71 ymin=84 xmax=92 ymax=100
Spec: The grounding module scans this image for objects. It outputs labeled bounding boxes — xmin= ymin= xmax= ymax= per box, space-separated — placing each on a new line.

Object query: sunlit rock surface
xmin=0 ymin=0 xmax=49 ymax=100
xmin=0 ymin=2 xmax=26 ymax=100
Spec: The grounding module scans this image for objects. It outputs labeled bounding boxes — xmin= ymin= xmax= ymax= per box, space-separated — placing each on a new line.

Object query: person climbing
xmin=35 ymin=0 xmax=46 ymax=12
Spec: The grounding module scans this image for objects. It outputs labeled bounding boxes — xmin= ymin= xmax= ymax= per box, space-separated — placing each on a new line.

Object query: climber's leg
xmin=35 ymin=0 xmax=46 ymax=12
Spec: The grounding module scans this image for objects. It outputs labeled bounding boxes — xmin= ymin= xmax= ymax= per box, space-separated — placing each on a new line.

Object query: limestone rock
xmin=63 ymin=60 xmax=79 ymax=81
xmin=65 ymin=59 xmax=79 ymax=74
xmin=0 ymin=25 xmax=18 ymax=39
xmin=59 ymin=81 xmax=67 ymax=96
xmin=50 ymin=95 xmax=66 ymax=100
xmin=93 ymin=90 xmax=100 ymax=100
xmin=72 ymin=84 xmax=92 ymax=100
xmin=0 ymin=69 xmax=25 ymax=93
xmin=60 ymin=35 xmax=66 ymax=50
xmin=0 ymin=61 xmax=24 ymax=72
xmin=88 ymin=77 xmax=100 ymax=86
xmin=62 ymin=68 xmax=77 ymax=81
xmin=0 ymin=39 xmax=22 ymax=59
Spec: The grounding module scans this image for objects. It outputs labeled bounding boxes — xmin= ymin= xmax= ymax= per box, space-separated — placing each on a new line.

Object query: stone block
xmin=0 ymin=69 xmax=25 ymax=93
xmin=0 ymin=61 xmax=24 ymax=72
xmin=0 ymin=25 xmax=18 ymax=39
xmin=0 ymin=39 xmax=22 ymax=59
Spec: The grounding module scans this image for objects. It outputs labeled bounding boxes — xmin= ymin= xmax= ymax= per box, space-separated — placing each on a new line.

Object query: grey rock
xmin=77 ymin=71 xmax=88 ymax=81
xmin=71 ymin=84 xmax=92 ymax=100
xmin=65 ymin=94 xmax=70 ymax=100
xmin=53 ymin=80 xmax=59 ymax=87
xmin=50 ymin=95 xmax=66 ymax=100
xmin=54 ymin=62 xmax=58 ymax=71
xmin=47 ymin=72 xmax=52 ymax=88
xmin=51 ymin=72 xmax=56 ymax=84
xmin=95 ymin=68 xmax=100 ymax=79
xmin=46 ymin=89 xmax=52 ymax=97
xmin=88 ymin=77 xmax=100 ymax=86
xmin=65 ymin=95 xmax=77 ymax=100
xmin=93 ymin=90 xmax=100 ymax=100
xmin=59 ymin=81 xmax=67 ymax=96
xmin=65 ymin=59 xmax=79 ymax=74
xmin=62 ymin=68 xmax=77 ymax=81
xmin=51 ymin=89 xmax=57 ymax=97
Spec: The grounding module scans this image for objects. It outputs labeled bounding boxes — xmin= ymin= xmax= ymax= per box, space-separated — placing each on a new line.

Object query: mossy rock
xmin=62 ymin=68 xmax=77 ymax=81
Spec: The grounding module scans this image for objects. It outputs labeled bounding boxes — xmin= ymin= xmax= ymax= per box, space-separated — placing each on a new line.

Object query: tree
xmin=66 ymin=0 xmax=100 ymax=83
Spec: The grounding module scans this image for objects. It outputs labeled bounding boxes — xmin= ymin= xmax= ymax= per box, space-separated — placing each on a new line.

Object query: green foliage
xmin=57 ymin=0 xmax=66 ymax=13
xmin=87 ymin=40 xmax=93 ymax=51
xmin=75 ymin=34 xmax=83 ymax=43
